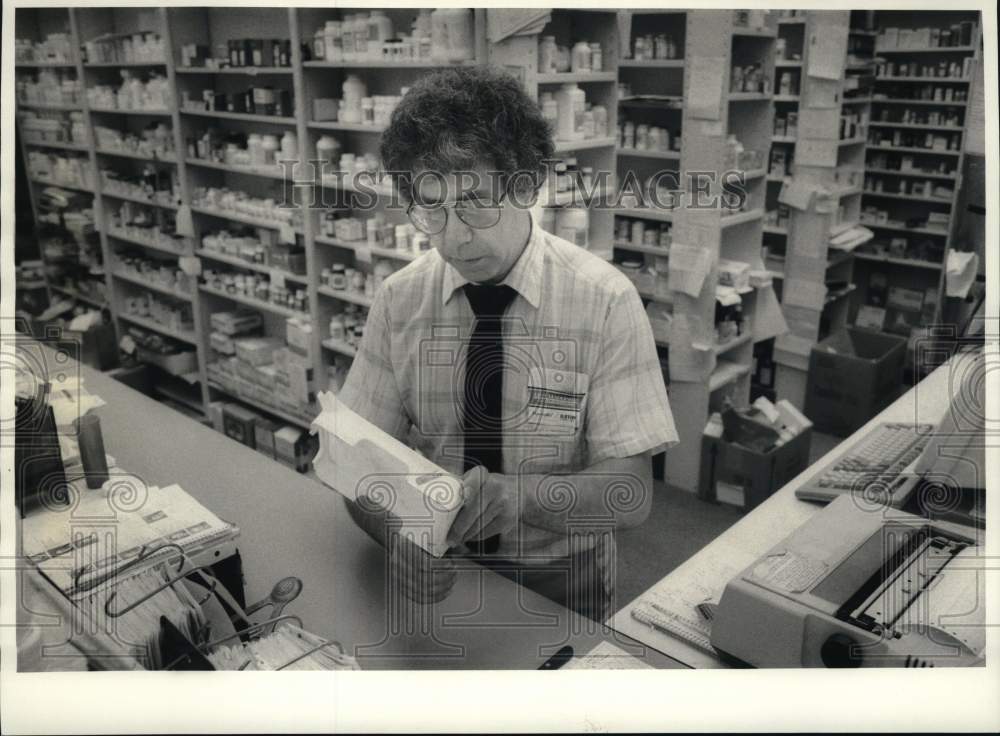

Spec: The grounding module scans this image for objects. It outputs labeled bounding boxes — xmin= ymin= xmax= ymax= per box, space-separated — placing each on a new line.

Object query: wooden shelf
xmin=16 ymin=61 xmax=75 ymax=69
xmin=854 ymin=252 xmax=942 ymax=270
xmin=618 ymin=59 xmax=684 ymax=68
xmin=720 ymin=209 xmax=764 ymax=228
xmin=195 ymin=250 xmax=309 ymax=283
xmin=106 ymin=229 xmax=190 ymax=256
xmin=29 ymin=177 xmax=93 ymax=193
xmin=96 ymin=147 xmax=177 ymax=163
xmin=191 ymin=205 xmax=300 ymax=232
xmin=112 ymin=271 xmax=193 ymax=300
xmin=176 ymin=66 xmax=293 ymax=75
xmin=207 ymin=380 xmax=312 ymax=429
xmin=536 ymin=71 xmax=617 ymax=84
xmin=84 ymin=60 xmax=167 ymax=68
xmin=185 ymin=157 xmax=290 ymax=180
xmin=869 ymin=121 xmax=964 ymax=132
xmin=617 ymin=148 xmax=680 ymax=160
xmin=838 ymin=136 xmax=867 ymax=146
xmin=180 ymin=108 xmax=296 ymax=125
xmin=773 ymin=94 xmax=800 ymax=102
xmin=307 ymin=121 xmax=387 ymax=134
xmin=862 ymin=189 xmax=953 ymax=204
xmin=729 ymin=92 xmax=772 ymax=102
xmin=763 ymin=224 xmax=788 ymax=236
xmin=89 ymin=107 xmax=171 ymax=116
xmin=775 ymin=60 xmax=803 ymax=67
xmin=771 ymin=135 xmax=796 ymax=144
xmin=866 ymin=144 xmax=961 ymax=156
xmin=709 ymin=361 xmax=751 ymax=392
xmin=732 ymin=26 xmax=776 ymax=38
xmin=875 ymin=75 xmax=969 ymax=83
xmin=18 ymin=102 xmax=82 ymax=111
xmin=22 ymin=139 xmax=89 ymax=153
xmin=870 ymin=97 xmax=967 ymax=107
xmin=874 ymin=46 xmax=977 ymax=54
xmin=102 ymin=190 xmax=180 ymax=210
xmin=317 ymin=285 xmax=373 ymax=309
xmin=863 ymin=222 xmax=950 ymax=237
xmin=612 ymin=240 xmax=671 ymax=257
xmin=49 ymin=285 xmax=106 ymax=308
xmin=865 ymin=167 xmax=957 ymax=180
xmin=118 ymin=312 xmax=196 ymax=344
xmin=616 ymin=207 xmax=675 ymax=223
xmin=303 ymin=60 xmax=474 ymax=70
xmin=199 ymin=285 xmax=307 ymax=318
xmin=553 ymin=136 xmax=618 ymax=153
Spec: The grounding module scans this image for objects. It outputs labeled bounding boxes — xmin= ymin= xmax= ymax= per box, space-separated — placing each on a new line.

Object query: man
xmin=340 ymin=65 xmax=677 ymax=622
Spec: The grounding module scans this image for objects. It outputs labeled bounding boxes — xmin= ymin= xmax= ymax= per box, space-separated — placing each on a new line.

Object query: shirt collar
xmin=441 ymin=216 xmax=544 ymax=310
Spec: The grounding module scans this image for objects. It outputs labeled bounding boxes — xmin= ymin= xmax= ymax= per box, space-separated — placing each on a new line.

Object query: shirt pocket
xmin=521 ymin=367 xmax=589 ymax=438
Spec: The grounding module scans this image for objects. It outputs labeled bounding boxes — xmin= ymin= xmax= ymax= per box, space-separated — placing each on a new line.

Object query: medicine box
xmin=235 ymin=336 xmax=283 ymax=367
xmin=254 ymin=418 xmax=280 ymax=460
xmin=211 ymin=309 xmax=263 ymax=336
xmin=274 ymin=426 xmax=315 ymax=473
xmin=223 ymin=404 xmax=262 ymax=448
xmin=804 ymin=327 xmax=906 ymax=436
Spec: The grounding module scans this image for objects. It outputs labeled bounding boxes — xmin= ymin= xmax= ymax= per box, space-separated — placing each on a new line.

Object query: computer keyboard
xmin=796 ymin=422 xmax=935 ymax=503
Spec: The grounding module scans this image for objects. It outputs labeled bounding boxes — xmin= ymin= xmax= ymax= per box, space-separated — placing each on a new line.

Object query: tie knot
xmin=463 ymin=284 xmax=517 ymax=318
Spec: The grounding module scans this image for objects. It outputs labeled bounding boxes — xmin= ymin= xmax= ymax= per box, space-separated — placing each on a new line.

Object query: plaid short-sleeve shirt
xmin=339 ymin=223 xmax=678 ymax=564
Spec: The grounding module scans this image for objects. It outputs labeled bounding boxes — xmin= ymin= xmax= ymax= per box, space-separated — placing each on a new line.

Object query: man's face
xmin=411 ymin=168 xmax=528 ymax=284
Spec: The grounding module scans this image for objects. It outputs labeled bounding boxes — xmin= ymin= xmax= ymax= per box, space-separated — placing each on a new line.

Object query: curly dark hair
xmin=379 ymin=65 xmax=554 ymax=201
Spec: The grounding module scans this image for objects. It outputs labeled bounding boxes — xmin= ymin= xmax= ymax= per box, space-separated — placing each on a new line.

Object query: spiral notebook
xmin=22 ymin=477 xmax=239 ymax=598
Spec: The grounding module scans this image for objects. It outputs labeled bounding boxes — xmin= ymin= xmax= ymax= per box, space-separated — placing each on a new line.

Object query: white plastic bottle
xmin=341 ymin=74 xmax=366 ymax=124
xmin=556 ymin=207 xmax=589 ymax=248
xmin=556 ymin=83 xmax=585 ymax=141
xmin=341 ymin=14 xmax=356 ymax=61
xmin=538 ymin=36 xmax=558 ymax=74
xmin=369 ymin=11 xmax=394 ymax=48
xmin=324 ymin=21 xmax=342 ymax=63
xmin=540 ymin=92 xmax=558 ymax=127
xmin=430 ymin=9 xmax=449 ymax=62
xmin=571 ymin=41 xmax=592 ymax=73
xmin=443 ymin=9 xmax=474 ymax=62
xmin=281 ymin=131 xmax=298 ymax=160
xmin=353 ymin=12 xmax=369 ymax=60
xmin=316 ymin=135 xmax=341 ymax=167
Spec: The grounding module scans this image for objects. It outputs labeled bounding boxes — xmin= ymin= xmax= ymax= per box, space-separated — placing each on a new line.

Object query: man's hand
xmin=447 ymin=466 xmax=520 ymax=547
xmin=386 ymin=530 xmax=457 ymax=604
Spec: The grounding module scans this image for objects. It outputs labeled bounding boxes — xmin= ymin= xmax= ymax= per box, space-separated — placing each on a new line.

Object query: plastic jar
xmin=313 ymin=27 xmax=326 ymax=60
xmin=261 ymin=134 xmax=279 ymax=165
xmin=556 ymin=207 xmax=589 ymax=248
xmin=329 ymin=314 xmax=346 ymax=342
xmin=556 ymin=83 xmax=585 ymax=141
xmin=316 ymin=135 xmax=340 ymax=167
xmin=592 ymin=105 xmax=608 ymax=138
xmin=341 ymin=75 xmax=366 ymax=124
xmin=540 ymin=92 xmax=558 ymax=126
xmin=361 ymin=97 xmax=375 ymax=125
xmin=589 ymin=43 xmax=602 ymax=72
xmin=539 ymin=36 xmax=558 ymax=74
xmin=281 ymin=131 xmax=298 ymax=160
xmin=330 ymin=263 xmax=347 ymax=290
xmin=571 ymin=41 xmax=592 ymax=73
xmin=324 ymin=21 xmax=342 ymax=63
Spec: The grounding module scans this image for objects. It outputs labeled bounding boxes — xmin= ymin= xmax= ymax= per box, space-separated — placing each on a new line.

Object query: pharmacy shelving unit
xmin=72 ymin=7 xmax=208 ymax=418
xmin=488 ymin=8 xmax=619 ymax=261
xmin=772 ymin=11 xmax=873 ymax=409
xmin=612 ymin=10 xmax=686 ymax=385
xmin=15 ymin=7 xmax=108 ymax=311
xmin=663 ymin=10 xmax=786 ymax=494
xmin=855 ymin=10 xmax=981 ymax=340
xmin=763 ymin=10 xmax=808 ymax=274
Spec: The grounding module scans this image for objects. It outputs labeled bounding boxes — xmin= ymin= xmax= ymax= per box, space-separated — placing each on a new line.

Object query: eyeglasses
xmin=406 ymin=192 xmax=507 ymax=236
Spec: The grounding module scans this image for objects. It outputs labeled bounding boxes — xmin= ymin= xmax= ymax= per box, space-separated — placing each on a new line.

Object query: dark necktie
xmin=462 ymin=283 xmax=517 ymax=555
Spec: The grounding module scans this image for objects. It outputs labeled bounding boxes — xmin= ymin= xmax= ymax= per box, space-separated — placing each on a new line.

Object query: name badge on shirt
xmin=526 ymin=368 xmax=588 ymax=435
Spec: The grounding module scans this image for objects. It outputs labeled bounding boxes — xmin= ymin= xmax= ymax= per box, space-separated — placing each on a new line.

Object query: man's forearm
xmin=517 ymin=454 xmax=654 ymax=535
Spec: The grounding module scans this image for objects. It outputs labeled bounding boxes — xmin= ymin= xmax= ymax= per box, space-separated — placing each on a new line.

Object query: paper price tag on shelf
xmin=178 ymin=256 xmax=202 ymax=277
xmin=354 ymin=245 xmax=372 ymax=265
xmin=175 ymin=205 xmax=195 ymax=237
xmin=278 ymin=221 xmax=296 ymax=245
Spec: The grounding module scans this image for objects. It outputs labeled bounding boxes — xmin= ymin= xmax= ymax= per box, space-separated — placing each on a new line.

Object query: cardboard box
xmin=274 ymin=426 xmax=317 ymax=473
xmin=699 ymin=426 xmax=813 ymax=511
xmin=804 ymin=327 xmax=907 ymax=436
xmin=253 ymin=418 xmax=280 ymax=460
xmin=222 ymin=404 xmax=262 ymax=448
xmin=235 ymin=337 xmax=282 ymax=367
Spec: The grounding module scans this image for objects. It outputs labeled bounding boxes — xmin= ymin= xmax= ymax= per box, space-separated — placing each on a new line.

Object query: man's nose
xmin=438 ymin=211 xmax=473 ymax=255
